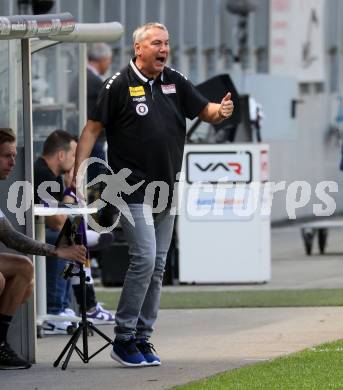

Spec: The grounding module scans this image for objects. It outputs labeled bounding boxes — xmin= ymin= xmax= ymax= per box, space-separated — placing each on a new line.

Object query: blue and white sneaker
xmin=110 ymin=338 xmax=147 ymax=367
xmin=135 ymin=338 xmax=161 ymax=366
xmin=86 ymin=304 xmax=115 ymax=325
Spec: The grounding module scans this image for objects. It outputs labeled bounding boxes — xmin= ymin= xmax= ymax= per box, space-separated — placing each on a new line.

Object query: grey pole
xmin=21 ymin=37 xmax=36 ymax=362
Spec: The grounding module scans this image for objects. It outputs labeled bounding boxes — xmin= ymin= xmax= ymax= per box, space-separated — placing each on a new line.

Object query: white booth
xmin=177 ymin=143 xmax=271 ymax=284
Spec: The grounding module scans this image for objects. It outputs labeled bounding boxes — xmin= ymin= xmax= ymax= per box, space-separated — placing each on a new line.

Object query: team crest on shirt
xmin=129 ymin=86 xmax=145 ymax=96
xmin=161 ymin=84 xmax=176 ymax=94
xmin=136 ymin=103 xmax=149 ymax=116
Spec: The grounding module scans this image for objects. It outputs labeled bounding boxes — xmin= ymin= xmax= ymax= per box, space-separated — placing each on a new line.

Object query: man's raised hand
xmin=218 ymin=92 xmax=234 ymax=119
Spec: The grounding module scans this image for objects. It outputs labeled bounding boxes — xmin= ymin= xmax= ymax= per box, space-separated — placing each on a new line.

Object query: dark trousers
xmin=45 ymin=228 xmax=71 ymax=314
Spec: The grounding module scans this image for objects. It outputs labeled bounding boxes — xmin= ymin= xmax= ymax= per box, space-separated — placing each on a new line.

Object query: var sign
xmin=186 ymin=151 xmax=252 ymax=183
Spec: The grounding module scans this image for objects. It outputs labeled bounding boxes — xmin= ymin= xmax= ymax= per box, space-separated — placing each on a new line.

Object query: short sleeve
xmin=89 ymin=78 xmax=120 ymax=127
xmin=178 ymin=76 xmax=209 ymax=120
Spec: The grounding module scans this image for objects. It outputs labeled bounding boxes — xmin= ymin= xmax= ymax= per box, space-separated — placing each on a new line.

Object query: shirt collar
xmin=129 ymin=58 xmax=164 ymax=83
xmin=87 ymin=64 xmax=100 ymax=77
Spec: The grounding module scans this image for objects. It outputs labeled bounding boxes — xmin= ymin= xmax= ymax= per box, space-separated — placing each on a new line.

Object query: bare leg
xmin=0 ymin=272 xmax=5 ymax=296
xmin=21 ymin=280 xmax=34 ymax=304
xmin=0 ymin=254 xmax=34 ymax=315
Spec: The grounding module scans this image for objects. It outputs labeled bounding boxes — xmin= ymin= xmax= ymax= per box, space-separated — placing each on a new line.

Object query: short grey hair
xmin=87 ymin=43 xmax=112 ymax=61
xmin=133 ymin=22 xmax=168 ymax=44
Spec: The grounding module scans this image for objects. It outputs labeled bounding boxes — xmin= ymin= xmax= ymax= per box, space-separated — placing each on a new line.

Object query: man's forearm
xmin=198 ymin=103 xmax=225 ymax=124
xmin=199 ymin=93 xmax=234 ymax=124
xmin=73 ymin=120 xmax=103 ymax=185
xmin=74 ymin=130 xmax=95 ymax=178
xmin=0 ymin=217 xmax=57 ymax=256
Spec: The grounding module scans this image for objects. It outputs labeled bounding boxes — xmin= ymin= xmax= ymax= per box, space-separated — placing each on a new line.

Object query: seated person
xmin=0 ymin=127 xmax=87 ymax=370
xmin=34 ymin=130 xmax=114 ymax=333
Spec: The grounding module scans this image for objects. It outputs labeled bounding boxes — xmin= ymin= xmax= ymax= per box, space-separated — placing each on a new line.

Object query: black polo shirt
xmin=90 ymin=58 xmax=209 ymax=204
xmin=34 ymin=157 xmax=63 ymax=205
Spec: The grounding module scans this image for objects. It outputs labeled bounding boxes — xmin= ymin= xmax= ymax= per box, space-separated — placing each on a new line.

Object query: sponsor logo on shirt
xmin=161 ymin=84 xmax=176 ymax=94
xmin=136 ymin=103 xmax=149 ymax=116
xmin=129 ymin=86 xmax=145 ymax=96
xmin=132 ymin=96 xmax=146 ymax=102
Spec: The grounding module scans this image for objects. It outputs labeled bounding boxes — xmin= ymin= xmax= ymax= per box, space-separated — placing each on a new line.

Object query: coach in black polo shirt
xmin=73 ymin=22 xmax=234 ymax=368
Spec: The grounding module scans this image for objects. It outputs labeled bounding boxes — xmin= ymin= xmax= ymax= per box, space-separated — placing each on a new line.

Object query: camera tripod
xmin=53 ymin=231 xmax=114 ymax=370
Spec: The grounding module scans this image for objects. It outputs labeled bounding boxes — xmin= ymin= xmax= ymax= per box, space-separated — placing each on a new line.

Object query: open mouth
xmin=156 ymin=56 xmax=166 ymax=66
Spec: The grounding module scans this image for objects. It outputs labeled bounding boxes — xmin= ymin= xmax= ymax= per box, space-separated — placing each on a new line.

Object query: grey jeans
xmin=115 ymin=204 xmax=175 ymax=341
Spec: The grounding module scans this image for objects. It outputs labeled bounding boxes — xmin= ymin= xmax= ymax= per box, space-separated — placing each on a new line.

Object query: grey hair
xmin=133 ymin=22 xmax=168 ymax=44
xmin=87 ymin=43 xmax=112 ymax=61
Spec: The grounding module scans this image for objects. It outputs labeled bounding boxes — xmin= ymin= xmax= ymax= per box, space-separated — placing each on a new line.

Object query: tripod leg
xmin=61 ymin=324 xmax=84 ymax=370
xmin=53 ymin=325 xmax=82 ymax=368
xmin=82 ymin=321 xmax=89 ymax=363
xmin=86 ymin=322 xmax=114 ymax=361
xmin=89 ymin=323 xmax=114 ymax=343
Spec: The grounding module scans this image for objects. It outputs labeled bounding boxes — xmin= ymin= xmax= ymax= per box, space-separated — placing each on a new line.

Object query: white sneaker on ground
xmin=63 ymin=308 xmax=77 ymax=317
xmin=43 ymin=312 xmax=74 ymax=335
